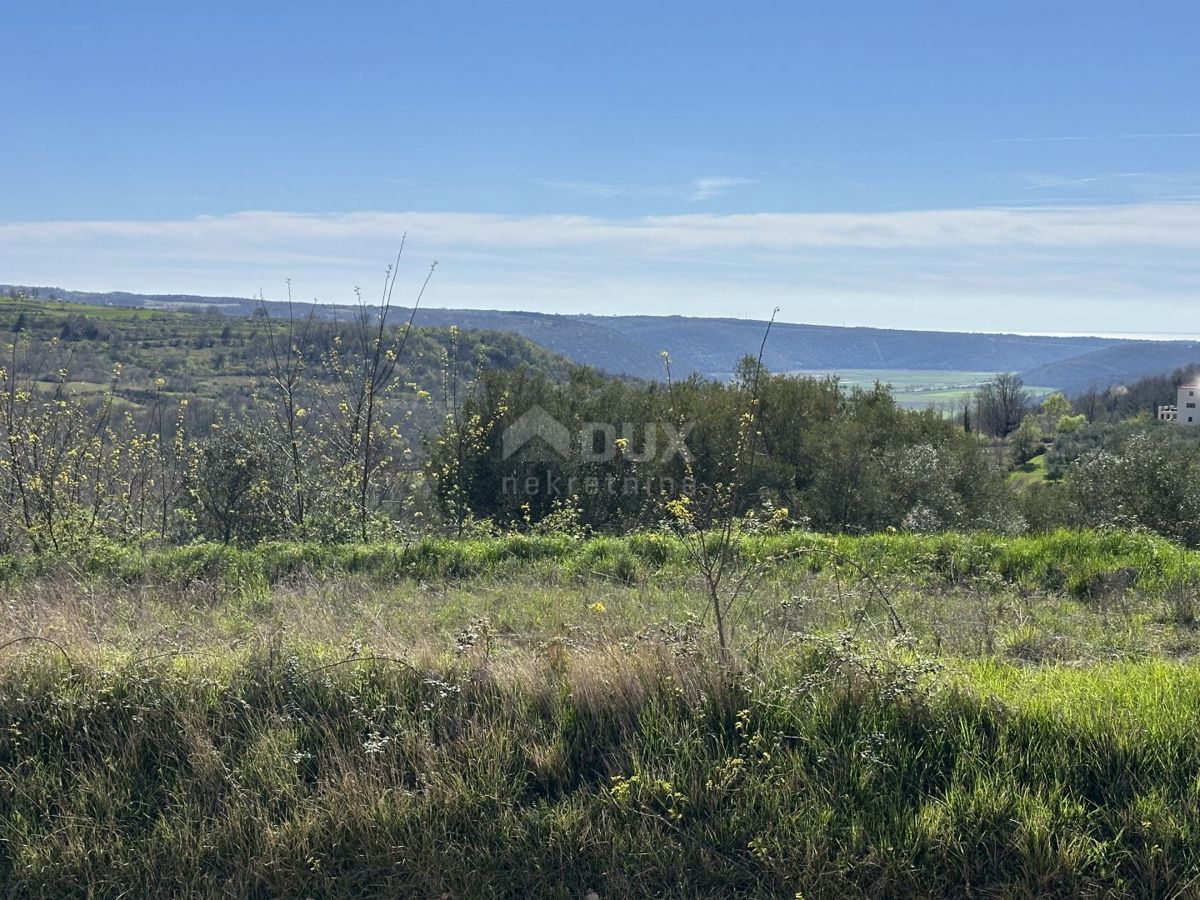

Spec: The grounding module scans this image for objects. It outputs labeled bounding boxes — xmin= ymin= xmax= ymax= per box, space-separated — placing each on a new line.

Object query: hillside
xmin=7 ymin=285 xmax=1200 ymax=391
xmin=0 ymin=292 xmax=577 ymax=429
xmin=398 ymin=309 xmax=1128 ymax=379
xmin=1021 ymin=341 xmax=1200 ymax=393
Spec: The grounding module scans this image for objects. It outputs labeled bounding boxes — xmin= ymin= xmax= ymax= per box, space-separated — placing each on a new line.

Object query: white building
xmin=1159 ymin=384 xmax=1200 ymax=425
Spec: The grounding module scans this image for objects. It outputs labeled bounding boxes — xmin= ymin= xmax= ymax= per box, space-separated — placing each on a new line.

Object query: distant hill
xmin=6 ymin=284 xmax=1198 ymax=390
xmin=1020 ymin=342 xmax=1200 ymax=393
xmin=0 ymin=291 xmax=576 ymax=432
xmin=394 ymin=309 xmax=1128 ymax=379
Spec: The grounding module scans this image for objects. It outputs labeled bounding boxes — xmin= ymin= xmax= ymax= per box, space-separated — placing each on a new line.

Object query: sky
xmin=2 ymin=0 xmax=1199 ymax=335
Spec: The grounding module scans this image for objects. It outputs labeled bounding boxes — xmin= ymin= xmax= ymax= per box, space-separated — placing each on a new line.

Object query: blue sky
xmin=3 ymin=1 xmax=1199 ymax=333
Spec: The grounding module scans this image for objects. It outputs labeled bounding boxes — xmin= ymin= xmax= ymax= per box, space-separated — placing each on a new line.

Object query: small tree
xmin=1038 ymin=392 xmax=1072 ymax=434
xmin=426 ymin=326 xmax=494 ymax=535
xmin=663 ymin=313 xmax=778 ymax=665
xmin=1011 ymin=415 xmax=1042 ymax=466
xmin=975 ymin=372 xmax=1030 ymax=438
xmin=1056 ymin=413 xmax=1086 ymax=434
xmin=187 ymin=421 xmax=288 ymax=546
xmin=1075 ymin=387 xmax=1103 ymax=423
xmin=256 ymin=283 xmax=317 ymax=531
xmin=0 ymin=339 xmax=126 ymax=554
xmin=320 ymin=242 xmax=435 ymax=541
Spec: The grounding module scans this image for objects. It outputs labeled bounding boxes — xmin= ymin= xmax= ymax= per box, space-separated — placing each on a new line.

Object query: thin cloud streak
xmin=988 ymin=132 xmax=1200 ymax=143
xmin=536 ymin=175 xmax=754 ymax=202
xmin=1019 ymin=171 xmax=1200 ymax=195
xmin=688 ymin=177 xmax=755 ymax=201
xmin=6 ymin=202 xmax=1200 ymax=251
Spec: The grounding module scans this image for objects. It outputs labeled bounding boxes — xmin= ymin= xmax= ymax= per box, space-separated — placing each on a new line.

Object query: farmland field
xmin=791 ymin=369 xmax=1057 ymax=409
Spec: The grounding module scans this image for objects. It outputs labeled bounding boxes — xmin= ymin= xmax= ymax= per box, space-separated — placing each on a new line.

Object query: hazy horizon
xmin=11 ymin=280 xmax=1200 ymax=345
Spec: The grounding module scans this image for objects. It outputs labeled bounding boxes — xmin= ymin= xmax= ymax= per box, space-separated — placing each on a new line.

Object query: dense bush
xmin=426 ymin=363 xmax=1013 ymax=535
xmin=1067 ymin=432 xmax=1200 ymax=547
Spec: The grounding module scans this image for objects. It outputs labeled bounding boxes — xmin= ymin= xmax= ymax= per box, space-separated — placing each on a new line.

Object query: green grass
xmin=1009 ymin=452 xmax=1050 ymax=486
xmin=4 ymin=528 xmax=1200 ymax=896
xmin=1 ymin=294 xmax=166 ymax=320
xmin=33 ymin=527 xmax=1195 ymax=602
xmin=3 ymin=648 xmax=1200 ymax=897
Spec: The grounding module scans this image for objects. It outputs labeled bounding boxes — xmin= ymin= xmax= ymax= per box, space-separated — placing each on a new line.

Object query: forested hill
xmin=0 ymin=292 xmax=576 ymax=429
xmin=5 ymin=284 xmax=1199 ymax=388
xmin=1021 ymin=341 xmax=1200 ymax=394
xmin=409 ymin=311 xmax=1119 ymax=379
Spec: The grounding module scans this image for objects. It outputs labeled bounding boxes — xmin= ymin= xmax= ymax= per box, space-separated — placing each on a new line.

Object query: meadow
xmin=3 ymin=529 xmax=1200 ymax=897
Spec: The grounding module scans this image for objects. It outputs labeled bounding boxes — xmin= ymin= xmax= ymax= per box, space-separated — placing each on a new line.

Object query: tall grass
xmin=3 ymin=528 xmax=1199 ymax=895
xmin=9 ymin=528 xmax=1195 ymax=599
xmin=2 ymin=648 xmax=1200 ymax=897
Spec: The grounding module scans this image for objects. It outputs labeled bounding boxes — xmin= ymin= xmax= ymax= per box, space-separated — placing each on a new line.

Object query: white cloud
xmin=2 ymin=203 xmax=1198 ymax=332
xmin=6 ymin=202 xmax=1200 ymax=252
xmin=688 ymin=176 xmax=755 ymax=201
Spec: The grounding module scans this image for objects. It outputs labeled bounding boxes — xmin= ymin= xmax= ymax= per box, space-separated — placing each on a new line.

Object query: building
xmin=1159 ymin=384 xmax=1200 ymax=425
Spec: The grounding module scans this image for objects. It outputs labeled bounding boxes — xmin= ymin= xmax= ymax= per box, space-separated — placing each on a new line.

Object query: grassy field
xmin=1008 ymin=452 xmax=1051 ymax=487
xmin=3 ymin=529 xmax=1200 ymax=896
xmin=791 ymin=369 xmax=1057 ymax=409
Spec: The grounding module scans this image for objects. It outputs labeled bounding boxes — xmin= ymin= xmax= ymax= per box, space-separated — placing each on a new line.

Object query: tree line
xmin=4 ymin=293 xmax=1200 ymax=554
